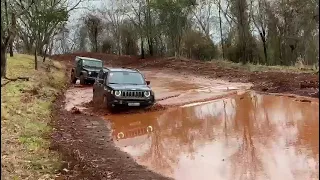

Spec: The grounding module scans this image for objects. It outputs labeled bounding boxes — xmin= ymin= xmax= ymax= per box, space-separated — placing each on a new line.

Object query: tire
xmin=71 ymin=71 xmax=77 ymax=84
xmin=80 ymin=74 xmax=85 ymax=85
xmin=103 ymin=95 xmax=115 ymax=112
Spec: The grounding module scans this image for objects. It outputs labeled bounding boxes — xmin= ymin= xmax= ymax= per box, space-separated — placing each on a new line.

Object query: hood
xmin=83 ymin=67 xmax=101 ymax=72
xmin=108 ymin=84 xmax=151 ymax=91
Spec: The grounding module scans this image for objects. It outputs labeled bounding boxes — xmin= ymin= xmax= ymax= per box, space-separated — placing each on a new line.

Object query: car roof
xmin=103 ymin=67 xmax=139 ymax=73
xmin=78 ymin=56 xmax=102 ymax=62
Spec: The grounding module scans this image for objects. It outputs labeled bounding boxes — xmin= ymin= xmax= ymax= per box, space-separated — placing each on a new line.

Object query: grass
xmin=212 ymin=59 xmax=318 ymax=73
xmin=1 ymin=54 xmax=67 ymax=180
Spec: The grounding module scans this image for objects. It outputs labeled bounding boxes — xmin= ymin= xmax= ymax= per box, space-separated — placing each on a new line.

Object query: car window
xmin=82 ymin=60 xmax=102 ymax=68
xmin=108 ymin=71 xmax=145 ymax=85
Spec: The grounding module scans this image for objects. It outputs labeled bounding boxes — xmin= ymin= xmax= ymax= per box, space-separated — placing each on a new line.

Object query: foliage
xmin=182 ymin=29 xmax=218 ymax=60
xmin=17 ymin=0 xmax=69 ymax=55
xmin=84 ymin=14 xmax=103 ymax=52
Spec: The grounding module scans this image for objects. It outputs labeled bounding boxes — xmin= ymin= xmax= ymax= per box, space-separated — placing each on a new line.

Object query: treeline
xmin=1 ymin=0 xmax=81 ymax=77
xmin=68 ymin=0 xmax=318 ymax=66
xmin=1 ymin=0 xmax=319 ymax=77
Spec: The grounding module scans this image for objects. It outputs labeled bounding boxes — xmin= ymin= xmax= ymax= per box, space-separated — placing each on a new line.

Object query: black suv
xmin=71 ymin=56 xmax=103 ymax=85
xmin=93 ymin=68 xmax=155 ymax=110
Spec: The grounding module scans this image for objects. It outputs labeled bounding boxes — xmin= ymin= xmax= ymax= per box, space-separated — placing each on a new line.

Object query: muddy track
xmin=51 ymin=93 xmax=172 ymax=180
xmin=50 ymin=53 xmax=319 ymax=179
xmin=51 ymin=53 xmax=319 ymax=98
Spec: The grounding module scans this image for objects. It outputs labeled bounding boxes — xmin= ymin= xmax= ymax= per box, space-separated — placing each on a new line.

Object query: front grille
xmin=90 ymin=72 xmax=98 ymax=77
xmin=121 ymin=91 xmax=144 ymax=98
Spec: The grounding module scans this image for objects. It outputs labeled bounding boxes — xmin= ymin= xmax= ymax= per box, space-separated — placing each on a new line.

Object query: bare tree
xmin=84 ymin=14 xmax=103 ymax=52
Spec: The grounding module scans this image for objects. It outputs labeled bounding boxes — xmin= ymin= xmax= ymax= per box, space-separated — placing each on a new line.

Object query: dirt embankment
xmin=51 ymin=52 xmax=319 ymax=98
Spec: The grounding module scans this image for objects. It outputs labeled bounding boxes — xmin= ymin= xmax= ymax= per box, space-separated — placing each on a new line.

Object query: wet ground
xmin=64 ymin=70 xmax=252 ymax=111
xmin=56 ymin=69 xmax=319 ymax=180
xmin=107 ymin=92 xmax=319 ymax=180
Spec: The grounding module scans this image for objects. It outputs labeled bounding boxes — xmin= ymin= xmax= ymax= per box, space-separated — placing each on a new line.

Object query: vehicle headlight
xmin=114 ymin=90 xmax=121 ymax=96
xmin=144 ymin=91 xmax=151 ymax=97
xmin=88 ymin=71 xmax=91 ymax=75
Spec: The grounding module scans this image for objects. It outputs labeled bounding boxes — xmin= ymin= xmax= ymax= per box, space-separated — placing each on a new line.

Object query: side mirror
xmin=146 ymin=80 xmax=150 ymax=85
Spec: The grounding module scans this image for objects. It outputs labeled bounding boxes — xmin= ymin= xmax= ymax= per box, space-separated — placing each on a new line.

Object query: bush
xmin=182 ymin=30 xmax=218 ymax=61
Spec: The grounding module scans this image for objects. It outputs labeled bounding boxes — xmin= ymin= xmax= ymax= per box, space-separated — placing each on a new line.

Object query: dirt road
xmin=52 ymin=68 xmax=319 ymax=180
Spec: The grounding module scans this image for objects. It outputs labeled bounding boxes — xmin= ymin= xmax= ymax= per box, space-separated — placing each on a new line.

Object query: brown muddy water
xmin=105 ymin=92 xmax=319 ymax=180
xmin=63 ymin=70 xmax=319 ymax=180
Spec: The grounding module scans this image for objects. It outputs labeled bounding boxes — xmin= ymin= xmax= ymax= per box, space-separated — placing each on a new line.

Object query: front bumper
xmin=109 ymin=97 xmax=155 ymax=107
xmin=84 ymin=76 xmax=96 ymax=81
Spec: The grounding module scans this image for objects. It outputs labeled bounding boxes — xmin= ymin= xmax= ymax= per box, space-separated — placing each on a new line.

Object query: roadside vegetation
xmin=212 ymin=59 xmax=319 ymax=74
xmin=1 ymin=54 xmax=67 ymax=179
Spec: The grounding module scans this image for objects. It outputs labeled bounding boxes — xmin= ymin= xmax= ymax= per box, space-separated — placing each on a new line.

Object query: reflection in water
xmin=105 ymin=92 xmax=319 ymax=180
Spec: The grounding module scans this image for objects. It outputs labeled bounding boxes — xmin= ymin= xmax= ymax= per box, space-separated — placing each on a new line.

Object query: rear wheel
xmin=71 ymin=71 xmax=77 ymax=84
xmin=80 ymin=74 xmax=85 ymax=85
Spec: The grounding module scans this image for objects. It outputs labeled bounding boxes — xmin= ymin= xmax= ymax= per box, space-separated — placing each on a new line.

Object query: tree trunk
xmin=43 ymin=44 xmax=48 ymax=62
xmin=34 ymin=48 xmax=38 ymax=70
xmin=140 ymin=38 xmax=145 ymax=59
xmin=9 ymin=40 xmax=13 ymax=57
xmin=148 ymin=38 xmax=153 ymax=56
xmin=1 ymin=45 xmax=8 ymax=77
xmin=218 ymin=0 xmax=225 ymax=59
xmin=262 ymin=38 xmax=267 ymax=64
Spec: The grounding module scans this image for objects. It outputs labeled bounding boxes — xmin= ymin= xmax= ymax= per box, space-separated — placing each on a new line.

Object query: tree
xmin=84 ymin=14 xmax=103 ymax=52
xmin=1 ymin=0 xmax=34 ymax=77
xmin=17 ymin=0 xmax=81 ymax=69
xmin=119 ymin=21 xmax=138 ymax=55
xmin=152 ymin=0 xmax=195 ymax=57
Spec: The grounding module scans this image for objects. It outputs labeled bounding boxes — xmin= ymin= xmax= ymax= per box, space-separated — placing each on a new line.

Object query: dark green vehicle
xmin=70 ymin=56 xmax=103 ymax=85
xmin=93 ymin=67 xmax=155 ymax=111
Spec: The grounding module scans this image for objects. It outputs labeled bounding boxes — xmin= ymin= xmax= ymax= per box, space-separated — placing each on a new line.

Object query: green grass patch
xmin=1 ymin=54 xmax=67 ymax=179
xmin=212 ymin=59 xmax=318 ymax=73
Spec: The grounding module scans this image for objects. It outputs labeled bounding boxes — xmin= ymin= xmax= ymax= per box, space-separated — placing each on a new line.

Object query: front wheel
xmin=79 ymin=75 xmax=85 ymax=85
xmin=71 ymin=72 xmax=77 ymax=84
xmin=103 ymin=95 xmax=115 ymax=112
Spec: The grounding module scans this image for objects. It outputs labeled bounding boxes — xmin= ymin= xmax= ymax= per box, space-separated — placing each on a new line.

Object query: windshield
xmin=108 ymin=71 xmax=145 ymax=85
xmin=82 ymin=60 xmax=102 ymax=68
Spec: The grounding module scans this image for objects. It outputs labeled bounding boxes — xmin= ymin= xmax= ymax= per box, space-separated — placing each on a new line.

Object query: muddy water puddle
xmin=143 ymin=70 xmax=251 ymax=106
xmin=106 ymin=92 xmax=319 ymax=180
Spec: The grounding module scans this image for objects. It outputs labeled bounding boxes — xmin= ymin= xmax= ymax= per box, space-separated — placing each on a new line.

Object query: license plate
xmin=128 ymin=102 xmax=140 ymax=106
